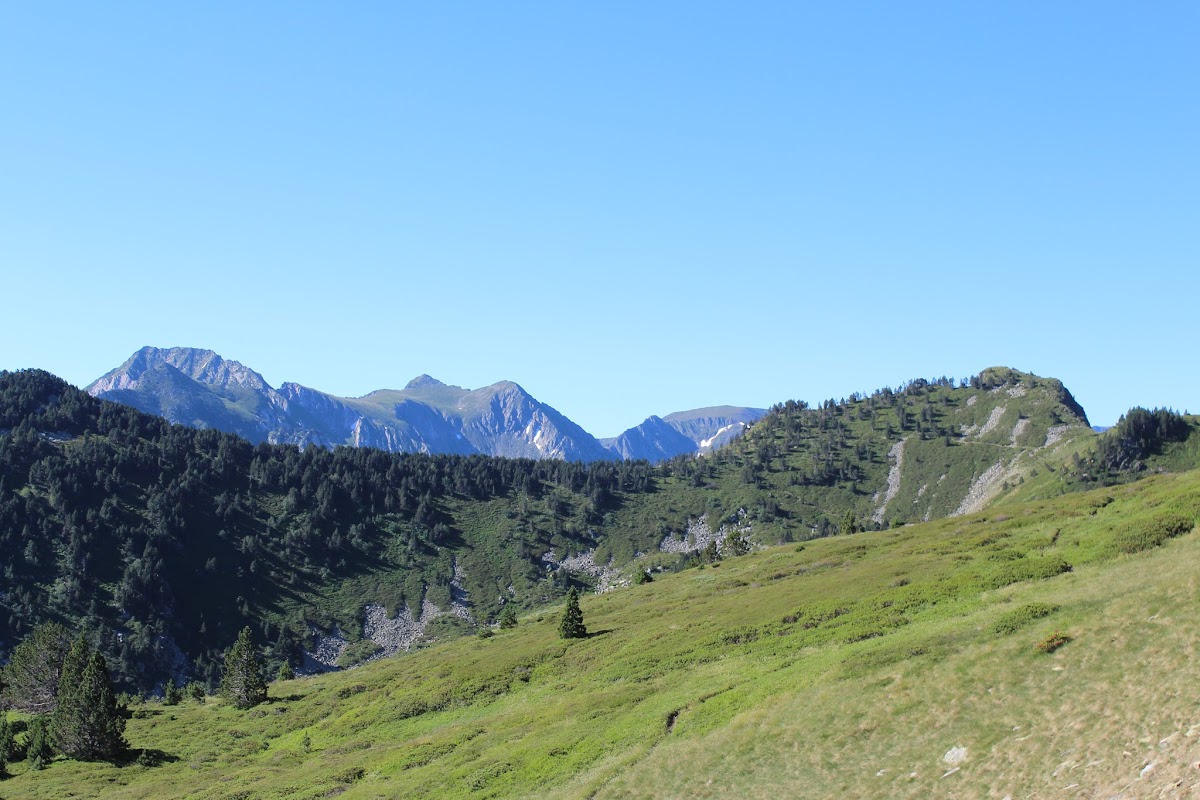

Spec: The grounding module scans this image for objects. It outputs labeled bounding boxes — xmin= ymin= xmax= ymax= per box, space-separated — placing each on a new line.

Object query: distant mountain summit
xmin=405 ymin=374 xmax=447 ymax=389
xmin=602 ymin=406 xmax=767 ymax=461
xmin=92 ymin=347 xmax=759 ymax=462
xmin=88 ymin=347 xmax=288 ymax=443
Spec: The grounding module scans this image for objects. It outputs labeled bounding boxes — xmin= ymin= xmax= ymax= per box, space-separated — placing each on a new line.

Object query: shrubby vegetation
xmin=990 ymin=603 xmax=1059 ymax=636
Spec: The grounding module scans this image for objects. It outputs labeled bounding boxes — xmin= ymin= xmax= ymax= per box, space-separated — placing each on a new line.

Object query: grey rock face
xmin=88 ymin=347 xmax=617 ymax=461
xmin=604 ymin=405 xmax=769 ymax=463
xmin=603 ymin=416 xmax=698 ymax=462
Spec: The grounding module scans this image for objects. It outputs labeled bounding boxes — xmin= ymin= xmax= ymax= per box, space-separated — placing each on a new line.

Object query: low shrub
xmin=991 ymin=603 xmax=1059 ymax=636
xmin=982 ymin=556 xmax=1072 ymax=590
xmin=336 ymin=767 xmax=365 ymax=783
xmin=720 ymin=626 xmax=762 ymax=645
xmin=1112 ymin=512 xmax=1194 ymax=554
xmin=1036 ymin=631 xmax=1072 ymax=653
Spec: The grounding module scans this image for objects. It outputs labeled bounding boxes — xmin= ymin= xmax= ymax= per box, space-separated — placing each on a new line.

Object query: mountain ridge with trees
xmin=1 ymin=365 xmax=1195 ymax=699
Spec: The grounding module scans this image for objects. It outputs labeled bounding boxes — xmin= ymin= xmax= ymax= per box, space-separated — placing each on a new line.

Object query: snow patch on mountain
xmin=699 ymin=422 xmax=747 ymax=450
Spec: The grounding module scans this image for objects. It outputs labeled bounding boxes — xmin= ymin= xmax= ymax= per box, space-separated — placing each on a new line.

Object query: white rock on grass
xmin=943 ymin=745 xmax=968 ymax=766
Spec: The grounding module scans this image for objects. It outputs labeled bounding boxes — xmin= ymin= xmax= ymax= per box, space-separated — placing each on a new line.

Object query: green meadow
xmin=7 ymin=468 xmax=1199 ymax=799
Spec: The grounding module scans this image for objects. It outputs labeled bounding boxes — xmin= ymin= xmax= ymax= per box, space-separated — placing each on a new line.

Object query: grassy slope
xmin=11 ymin=469 xmax=1200 ymax=799
xmin=599 ymin=369 xmax=1098 ymax=568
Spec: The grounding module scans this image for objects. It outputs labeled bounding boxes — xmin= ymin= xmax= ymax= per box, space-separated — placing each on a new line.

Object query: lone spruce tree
xmin=0 ymin=712 xmax=13 ymax=775
xmin=558 ymin=587 xmax=587 ymax=640
xmin=498 ymin=605 xmax=518 ymax=629
xmin=52 ymin=639 xmax=127 ymax=761
xmin=221 ymin=627 xmax=267 ymax=709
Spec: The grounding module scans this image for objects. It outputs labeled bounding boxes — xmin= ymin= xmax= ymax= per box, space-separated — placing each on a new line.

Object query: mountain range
xmin=87 ymin=347 xmax=766 ymax=463
xmin=2 ymin=363 xmax=1198 ymax=799
xmin=4 ymin=361 xmax=1197 ymax=697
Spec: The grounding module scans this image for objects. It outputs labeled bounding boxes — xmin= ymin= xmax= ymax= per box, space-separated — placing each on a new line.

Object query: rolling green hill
xmin=4 ymin=468 xmax=1199 ymax=798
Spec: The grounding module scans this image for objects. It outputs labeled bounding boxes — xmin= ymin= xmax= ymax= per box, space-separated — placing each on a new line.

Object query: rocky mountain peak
xmin=405 ymin=375 xmax=447 ymax=390
xmin=86 ymin=348 xmax=752 ymax=464
xmin=88 ymin=346 xmax=270 ymax=395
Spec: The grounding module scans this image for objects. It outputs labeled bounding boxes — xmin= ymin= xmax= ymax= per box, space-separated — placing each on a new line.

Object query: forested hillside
xmin=0 ymin=370 xmax=654 ymax=691
xmin=1 ymin=367 xmax=1194 ymax=696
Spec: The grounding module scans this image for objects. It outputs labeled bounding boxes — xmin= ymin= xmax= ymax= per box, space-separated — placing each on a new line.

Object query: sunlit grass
xmin=7 ymin=470 xmax=1199 ymax=798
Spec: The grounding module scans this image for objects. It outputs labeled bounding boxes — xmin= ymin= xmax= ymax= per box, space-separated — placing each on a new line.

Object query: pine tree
xmin=276 ymin=661 xmax=295 ymax=682
xmin=1 ymin=623 xmax=70 ymax=714
xmin=221 ymin=627 xmax=267 ymax=709
xmin=558 ymin=587 xmax=587 ymax=640
xmin=724 ymin=531 xmax=751 ymax=557
xmin=163 ymin=679 xmax=184 ymax=706
xmin=48 ymin=634 xmax=89 ymax=755
xmin=26 ymin=716 xmax=53 ymax=770
xmin=51 ymin=644 xmax=127 ymax=761
xmin=0 ymin=713 xmax=12 ymax=775
xmin=498 ymin=606 xmax=518 ymax=629
xmin=58 ymin=634 xmax=90 ymax=695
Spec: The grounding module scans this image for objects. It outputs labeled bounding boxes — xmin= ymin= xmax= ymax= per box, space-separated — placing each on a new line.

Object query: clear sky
xmin=2 ymin=2 xmax=1196 ymax=436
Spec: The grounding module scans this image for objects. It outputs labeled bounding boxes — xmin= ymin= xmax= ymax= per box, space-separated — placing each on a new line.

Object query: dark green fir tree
xmin=221 ymin=627 xmax=267 ymax=709
xmin=163 ymin=679 xmax=184 ymax=706
xmin=0 ymin=712 xmax=13 ymax=775
xmin=52 ymin=638 xmax=127 ymax=761
xmin=498 ymin=605 xmax=518 ymax=629
xmin=25 ymin=716 xmax=53 ymax=771
xmin=558 ymin=587 xmax=587 ymax=640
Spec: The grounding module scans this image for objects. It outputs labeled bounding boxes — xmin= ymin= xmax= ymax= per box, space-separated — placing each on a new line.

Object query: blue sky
xmin=2 ymin=2 xmax=1196 ymax=435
